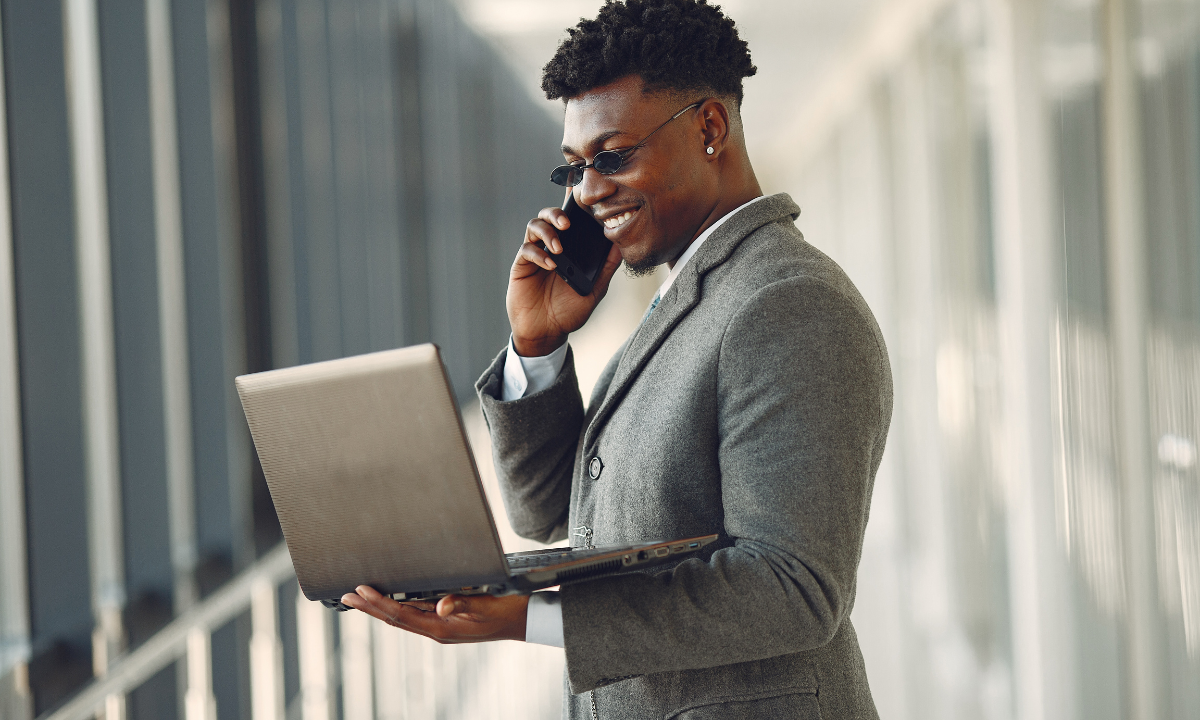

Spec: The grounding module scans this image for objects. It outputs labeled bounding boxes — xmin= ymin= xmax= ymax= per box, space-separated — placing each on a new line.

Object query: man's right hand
xmin=507 ymin=203 xmax=623 ymax=357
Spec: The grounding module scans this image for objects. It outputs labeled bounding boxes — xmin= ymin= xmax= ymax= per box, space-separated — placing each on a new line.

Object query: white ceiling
xmin=452 ymin=0 xmax=887 ymax=175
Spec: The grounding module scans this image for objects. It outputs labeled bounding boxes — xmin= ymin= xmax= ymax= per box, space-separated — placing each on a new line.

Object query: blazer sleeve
xmin=476 ymin=345 xmax=585 ymax=544
xmin=558 ymin=276 xmax=893 ymax=692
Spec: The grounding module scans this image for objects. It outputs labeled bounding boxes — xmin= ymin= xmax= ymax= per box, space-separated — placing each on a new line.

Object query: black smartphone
xmin=539 ymin=192 xmax=613 ymax=296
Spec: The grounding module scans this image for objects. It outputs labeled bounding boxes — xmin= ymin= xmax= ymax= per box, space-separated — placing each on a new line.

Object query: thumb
xmin=436 ymin=594 xmax=469 ymax=617
xmin=589 ymin=241 xmax=625 ymax=301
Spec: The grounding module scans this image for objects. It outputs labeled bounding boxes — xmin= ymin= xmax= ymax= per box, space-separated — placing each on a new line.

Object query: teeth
xmin=604 ymin=210 xmax=635 ymax=230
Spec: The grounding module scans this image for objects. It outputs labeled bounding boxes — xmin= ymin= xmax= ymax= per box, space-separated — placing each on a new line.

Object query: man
xmin=341 ymin=1 xmax=892 ymax=717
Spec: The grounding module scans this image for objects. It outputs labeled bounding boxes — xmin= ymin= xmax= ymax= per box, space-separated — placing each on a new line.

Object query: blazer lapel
xmin=581 ymin=193 xmax=802 ymax=453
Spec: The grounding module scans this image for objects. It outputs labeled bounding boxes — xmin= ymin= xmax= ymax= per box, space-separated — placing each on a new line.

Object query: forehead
xmin=561 ymin=77 xmax=671 ymax=154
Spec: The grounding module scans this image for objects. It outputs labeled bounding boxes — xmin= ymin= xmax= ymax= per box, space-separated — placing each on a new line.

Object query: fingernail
xmin=546 ymin=258 xmax=557 ymax=269
xmin=357 ymin=585 xmax=378 ymax=599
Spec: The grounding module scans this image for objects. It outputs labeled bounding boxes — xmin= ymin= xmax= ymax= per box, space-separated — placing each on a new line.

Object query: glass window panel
xmin=1135 ymin=0 xmax=1200 ymax=715
xmin=925 ymin=7 xmax=1015 ymax=717
xmin=1043 ymin=0 xmax=1127 ymax=717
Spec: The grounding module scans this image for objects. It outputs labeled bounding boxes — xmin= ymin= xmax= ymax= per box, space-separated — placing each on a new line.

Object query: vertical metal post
xmin=185 ymin=628 xmax=218 ymax=720
xmin=416 ymin=0 xmax=470 ymax=392
xmin=421 ymin=636 xmax=436 ymax=718
xmin=327 ymin=0 xmax=370 ymax=358
xmin=63 ymin=0 xmax=126 ymax=693
xmin=258 ymin=0 xmax=301 ymax=371
xmin=339 ymin=611 xmax=374 ymax=720
xmin=371 ymin=619 xmax=403 ymax=720
xmin=0 ymin=664 xmax=32 ymax=720
xmin=205 ymin=0 xmax=254 ymax=570
xmin=101 ymin=693 xmax=126 ymax=720
xmin=361 ymin=0 xmax=402 ymax=354
xmin=250 ymin=580 xmax=284 ymax=720
xmin=296 ymin=594 xmax=332 ymax=720
xmin=0 ymin=0 xmax=28 ymax=670
xmin=1100 ymin=0 xmax=1163 ymax=717
xmin=146 ymin=0 xmax=199 ymax=614
xmin=294 ymin=0 xmax=342 ymax=363
xmin=255 ymin=0 xmax=298 ymax=371
xmin=393 ymin=0 xmax=430 ymax=349
xmin=0 ymin=4 xmax=31 ymax=718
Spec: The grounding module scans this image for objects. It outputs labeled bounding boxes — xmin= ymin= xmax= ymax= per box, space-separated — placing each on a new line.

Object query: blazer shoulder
xmin=708 ymin=217 xmax=862 ymax=308
xmin=704 ymin=219 xmax=890 ymax=374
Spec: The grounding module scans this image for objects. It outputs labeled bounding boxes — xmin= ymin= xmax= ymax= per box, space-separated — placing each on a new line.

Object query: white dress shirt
xmin=507 ymin=195 xmax=766 ymax=647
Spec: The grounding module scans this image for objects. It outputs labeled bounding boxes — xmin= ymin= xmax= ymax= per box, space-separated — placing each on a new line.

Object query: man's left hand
xmin=339 ymin=586 xmax=529 ymax=643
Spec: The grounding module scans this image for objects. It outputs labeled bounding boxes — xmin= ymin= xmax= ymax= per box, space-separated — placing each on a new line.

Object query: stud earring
xmin=706 ymin=146 xmax=714 ymax=155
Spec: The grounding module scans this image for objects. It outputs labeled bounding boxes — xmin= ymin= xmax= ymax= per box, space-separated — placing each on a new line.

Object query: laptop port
xmin=688 ymin=542 xmax=700 ymax=549
xmin=654 ymin=547 xmax=669 ymax=558
xmin=637 ymin=550 xmax=648 ymax=561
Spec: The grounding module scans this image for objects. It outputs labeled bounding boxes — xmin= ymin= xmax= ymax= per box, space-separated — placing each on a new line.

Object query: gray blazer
xmin=476 ymin=194 xmax=892 ymax=719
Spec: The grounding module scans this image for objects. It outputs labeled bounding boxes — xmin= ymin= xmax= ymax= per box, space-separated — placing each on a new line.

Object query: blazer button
xmin=588 ymin=456 xmax=603 ymax=480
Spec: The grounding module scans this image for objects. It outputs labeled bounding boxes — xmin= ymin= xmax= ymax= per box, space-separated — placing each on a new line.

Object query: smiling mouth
xmin=602 ymin=209 xmax=637 ymax=230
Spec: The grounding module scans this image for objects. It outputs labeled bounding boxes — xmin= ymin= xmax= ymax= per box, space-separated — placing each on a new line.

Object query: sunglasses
xmin=549 ymin=101 xmax=703 ymax=187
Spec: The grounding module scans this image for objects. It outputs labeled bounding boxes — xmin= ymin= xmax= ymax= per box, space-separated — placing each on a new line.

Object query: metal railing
xmin=36 ymin=539 xmax=566 ymax=720
xmin=40 ymin=543 xmax=294 ymax=720
xmin=36 ymin=402 xmax=571 ymax=720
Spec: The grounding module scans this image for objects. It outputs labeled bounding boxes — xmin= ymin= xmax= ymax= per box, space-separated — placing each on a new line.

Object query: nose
xmin=574 ymin=165 xmax=617 ymax=209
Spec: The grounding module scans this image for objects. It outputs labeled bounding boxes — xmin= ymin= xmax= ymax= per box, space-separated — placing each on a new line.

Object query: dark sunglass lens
xmin=593 ymin=151 xmax=623 ymax=175
xmin=550 ymin=165 xmax=580 ymax=187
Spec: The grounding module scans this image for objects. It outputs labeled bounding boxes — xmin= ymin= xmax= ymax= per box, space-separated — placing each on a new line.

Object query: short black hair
xmin=541 ymin=0 xmax=756 ymax=105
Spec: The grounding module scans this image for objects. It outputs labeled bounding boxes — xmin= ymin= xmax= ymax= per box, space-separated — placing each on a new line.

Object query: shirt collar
xmin=656 ymin=194 xmax=768 ymax=299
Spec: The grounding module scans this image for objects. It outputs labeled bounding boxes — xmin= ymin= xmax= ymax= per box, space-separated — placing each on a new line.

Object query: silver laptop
xmin=235 ymin=343 xmax=716 ymax=610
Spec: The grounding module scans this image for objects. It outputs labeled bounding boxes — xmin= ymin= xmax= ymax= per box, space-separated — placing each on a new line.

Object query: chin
xmin=618 ymin=244 xmax=662 ymax=278
xmin=623 ymin=259 xmax=659 ymax=279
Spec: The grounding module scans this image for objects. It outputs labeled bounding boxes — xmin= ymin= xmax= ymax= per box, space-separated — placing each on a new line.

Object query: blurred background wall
xmin=0 ymin=0 xmax=1197 ymax=719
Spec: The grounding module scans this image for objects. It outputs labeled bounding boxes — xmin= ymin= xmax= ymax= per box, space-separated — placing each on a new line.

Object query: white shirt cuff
xmin=524 ymin=591 xmax=564 ymax=647
xmin=501 ymin=336 xmax=569 ymax=401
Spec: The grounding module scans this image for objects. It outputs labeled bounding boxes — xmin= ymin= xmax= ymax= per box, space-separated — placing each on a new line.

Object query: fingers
xmin=340 ymin=587 xmax=450 ymax=640
xmin=588 ymin=239 xmax=626 ymax=300
xmin=516 ymin=239 xmax=558 ymax=272
xmin=341 ymin=587 xmax=403 ymax=624
xmin=526 ymin=214 xmax=565 ymax=257
xmin=512 ymin=206 xmax=576 ymax=283
xmin=340 ymin=588 xmax=529 ymax=644
xmin=537 ymin=207 xmax=570 ymax=254
xmin=341 ymin=587 xmax=473 ymax=624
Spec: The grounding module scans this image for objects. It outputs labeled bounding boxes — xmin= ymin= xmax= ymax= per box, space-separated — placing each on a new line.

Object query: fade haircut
xmin=541 ymin=0 xmax=757 ymax=106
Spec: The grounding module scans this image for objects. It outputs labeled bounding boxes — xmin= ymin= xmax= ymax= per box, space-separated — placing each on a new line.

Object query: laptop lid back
xmin=235 ymin=344 xmax=509 ymax=601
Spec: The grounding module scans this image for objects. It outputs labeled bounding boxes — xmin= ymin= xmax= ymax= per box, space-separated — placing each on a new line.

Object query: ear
xmin=698 ymin=98 xmax=731 ymax=159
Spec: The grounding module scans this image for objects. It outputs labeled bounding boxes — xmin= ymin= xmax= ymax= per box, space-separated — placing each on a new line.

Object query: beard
xmin=622 ymin=257 xmax=659 ymax=278
xmin=620 ymin=243 xmax=664 ymax=278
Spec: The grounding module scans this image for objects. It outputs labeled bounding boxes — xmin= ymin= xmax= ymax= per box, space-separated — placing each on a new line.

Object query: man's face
xmin=560 ymin=75 xmax=716 ymax=273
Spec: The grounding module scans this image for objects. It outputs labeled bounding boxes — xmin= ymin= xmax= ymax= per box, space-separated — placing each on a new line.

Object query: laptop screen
xmin=236 ymin=344 xmax=509 ymax=601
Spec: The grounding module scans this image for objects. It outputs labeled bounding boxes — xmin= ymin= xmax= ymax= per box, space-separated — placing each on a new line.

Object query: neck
xmin=666 ymin=160 xmax=763 ymax=269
